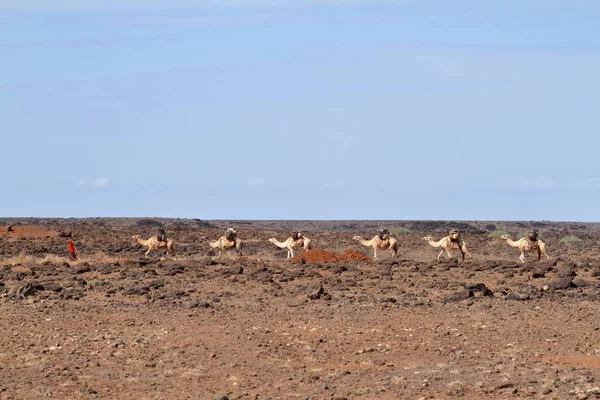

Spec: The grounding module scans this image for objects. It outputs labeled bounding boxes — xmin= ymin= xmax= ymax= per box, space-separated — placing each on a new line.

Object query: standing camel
xmin=209 ymin=228 xmax=244 ymax=258
xmin=268 ymin=232 xmax=312 ymax=259
xmin=423 ymin=229 xmax=472 ymax=261
xmin=500 ymin=233 xmax=550 ymax=263
xmin=132 ymin=234 xmax=177 ymax=258
xmin=352 ymin=230 xmax=398 ymax=260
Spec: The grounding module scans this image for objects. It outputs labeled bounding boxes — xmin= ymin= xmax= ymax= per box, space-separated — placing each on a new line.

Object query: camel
xmin=500 ymin=234 xmax=550 ymax=263
xmin=132 ymin=234 xmax=177 ymax=258
xmin=268 ymin=233 xmax=312 ymax=259
xmin=423 ymin=229 xmax=472 ymax=261
xmin=352 ymin=233 xmax=398 ymax=260
xmin=209 ymin=228 xmax=244 ymax=258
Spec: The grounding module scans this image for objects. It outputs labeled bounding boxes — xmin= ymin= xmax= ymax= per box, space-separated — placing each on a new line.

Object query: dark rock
xmin=62 ymin=288 xmax=84 ymax=300
xmin=188 ymin=301 xmax=211 ymax=309
xmin=572 ymin=278 xmax=594 ymax=288
xmin=442 ymin=290 xmax=473 ymax=303
xmin=42 ymin=282 xmax=63 ymax=292
xmin=147 ymin=279 xmax=165 ymax=289
xmin=221 ymin=265 xmax=243 ymax=276
xmin=549 ymin=277 xmax=574 ymax=290
xmin=122 ymin=286 xmax=150 ymax=296
xmin=74 ymin=265 xmax=91 ymax=274
xmin=17 ymin=282 xmax=37 ymax=298
xmin=465 ymin=283 xmax=494 ymax=296
xmin=331 ymin=265 xmax=347 ymax=274
xmin=307 ymin=283 xmax=324 ymax=300
xmin=557 ymin=268 xmax=576 ymax=278
xmin=161 ymin=264 xmax=184 ymax=276
xmin=505 ymin=292 xmax=530 ymax=301
xmin=531 ymin=268 xmax=547 ymax=278
xmin=96 ymin=264 xmax=120 ymax=275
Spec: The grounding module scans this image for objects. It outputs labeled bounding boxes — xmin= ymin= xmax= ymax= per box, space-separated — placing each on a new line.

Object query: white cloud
xmin=92 ymin=177 xmax=110 ymax=187
xmin=77 ymin=177 xmax=111 ymax=188
xmin=504 ymin=176 xmax=556 ymax=190
xmin=324 ymin=180 xmax=345 ymax=188
xmin=244 ymin=177 xmax=266 ymax=186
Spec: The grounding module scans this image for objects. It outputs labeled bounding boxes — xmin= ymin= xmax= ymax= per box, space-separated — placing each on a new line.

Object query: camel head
xmin=422 ymin=236 xmax=433 ymax=241
xmin=131 ymin=235 xmax=141 ymax=240
xmin=499 ymin=235 xmax=510 ymax=240
xmin=528 ymin=229 xmax=539 ymax=241
xmin=268 ymin=238 xmax=277 ymax=244
xmin=224 ymin=227 xmax=237 ymax=241
xmin=378 ymin=228 xmax=390 ymax=240
xmin=449 ymin=229 xmax=460 ymax=241
xmin=352 ymin=236 xmax=362 ymax=242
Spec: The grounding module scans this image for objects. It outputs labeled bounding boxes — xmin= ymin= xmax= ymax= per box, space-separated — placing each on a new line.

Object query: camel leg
xmin=289 ymin=247 xmax=294 ymax=260
xmin=235 ymin=240 xmax=244 ymax=257
xmin=457 ymin=245 xmax=466 ymax=261
xmin=445 ymin=248 xmax=453 ymax=259
xmin=537 ymin=242 xmax=550 ymax=260
xmin=437 ymin=250 xmax=444 ymax=261
xmin=391 ymin=244 xmax=398 ymax=258
xmin=462 ymin=245 xmax=472 ymax=259
xmin=373 ymin=247 xmax=379 ymax=260
xmin=519 ymin=251 xmax=525 ymax=264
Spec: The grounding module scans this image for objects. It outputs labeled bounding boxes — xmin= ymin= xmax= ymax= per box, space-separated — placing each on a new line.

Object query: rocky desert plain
xmin=1 ymin=217 xmax=600 ymax=400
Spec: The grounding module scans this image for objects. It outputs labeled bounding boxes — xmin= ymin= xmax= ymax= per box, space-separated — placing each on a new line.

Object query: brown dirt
xmin=2 ymin=224 xmax=58 ymax=239
xmin=1 ymin=219 xmax=600 ymax=399
xmin=290 ymin=248 xmax=372 ymax=262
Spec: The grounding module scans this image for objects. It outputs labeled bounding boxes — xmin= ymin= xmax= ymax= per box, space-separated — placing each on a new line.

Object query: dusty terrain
xmin=1 ymin=218 xmax=600 ymax=399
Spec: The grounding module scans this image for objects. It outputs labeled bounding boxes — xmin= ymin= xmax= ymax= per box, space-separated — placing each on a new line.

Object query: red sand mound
xmin=291 ymin=248 xmax=372 ymax=262
xmin=2 ymin=225 xmax=58 ymax=238
xmin=339 ymin=248 xmax=372 ymax=261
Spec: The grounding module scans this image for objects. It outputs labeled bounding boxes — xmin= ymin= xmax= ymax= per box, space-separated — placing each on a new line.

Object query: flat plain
xmin=1 ymin=218 xmax=600 ymax=400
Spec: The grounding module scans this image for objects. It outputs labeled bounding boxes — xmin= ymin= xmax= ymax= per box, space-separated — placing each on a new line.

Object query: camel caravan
xmin=128 ymin=225 xmax=551 ymax=264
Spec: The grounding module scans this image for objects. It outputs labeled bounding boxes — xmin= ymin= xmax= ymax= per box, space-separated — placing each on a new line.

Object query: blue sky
xmin=2 ymin=0 xmax=599 ymax=220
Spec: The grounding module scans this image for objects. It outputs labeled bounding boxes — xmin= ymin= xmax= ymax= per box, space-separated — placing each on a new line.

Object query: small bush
xmin=560 ymin=235 xmax=581 ymax=243
xmin=517 ymin=231 xmax=544 ymax=240
xmin=390 ymin=227 xmax=411 ymax=236
xmin=488 ymin=230 xmax=509 ymax=238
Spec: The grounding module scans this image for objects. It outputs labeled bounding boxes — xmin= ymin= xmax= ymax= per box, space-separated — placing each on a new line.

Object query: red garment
xmin=68 ymin=240 xmax=75 ymax=253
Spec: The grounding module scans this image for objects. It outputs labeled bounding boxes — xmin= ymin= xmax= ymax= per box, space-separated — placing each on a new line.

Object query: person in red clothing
xmin=68 ymin=239 xmax=77 ymax=260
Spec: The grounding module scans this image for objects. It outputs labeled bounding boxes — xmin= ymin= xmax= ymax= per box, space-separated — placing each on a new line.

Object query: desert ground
xmin=1 ymin=218 xmax=600 ymax=400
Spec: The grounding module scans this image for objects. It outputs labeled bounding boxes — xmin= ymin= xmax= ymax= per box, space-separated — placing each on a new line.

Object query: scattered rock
xmin=549 ymin=278 xmax=574 ymax=290
xmin=505 ymin=292 xmax=530 ymax=301
xmin=442 ymin=290 xmax=473 ymax=303
xmin=465 ymin=283 xmax=494 ymax=296
xmin=17 ymin=282 xmax=37 ymax=298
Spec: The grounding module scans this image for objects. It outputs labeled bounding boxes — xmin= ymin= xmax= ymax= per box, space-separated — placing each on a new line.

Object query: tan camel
xmin=423 ymin=229 xmax=472 ymax=261
xmin=132 ymin=234 xmax=177 ymax=258
xmin=352 ymin=233 xmax=398 ymax=260
xmin=500 ymin=234 xmax=550 ymax=263
xmin=268 ymin=233 xmax=312 ymax=259
xmin=209 ymin=228 xmax=244 ymax=258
